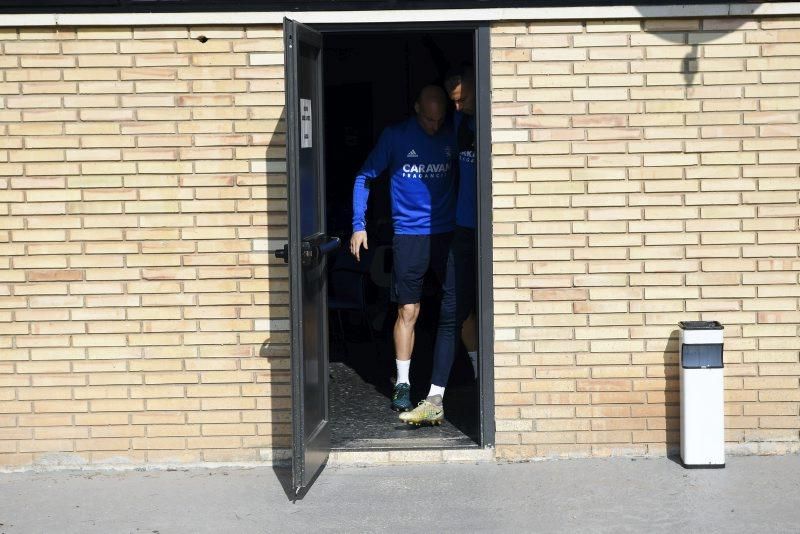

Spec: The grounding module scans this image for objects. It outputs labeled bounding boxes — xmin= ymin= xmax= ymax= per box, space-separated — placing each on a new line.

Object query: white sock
xmin=396 ymin=359 xmax=410 ymax=385
xmin=468 ymin=351 xmax=478 ymax=379
xmin=428 ymin=384 xmax=445 ymax=399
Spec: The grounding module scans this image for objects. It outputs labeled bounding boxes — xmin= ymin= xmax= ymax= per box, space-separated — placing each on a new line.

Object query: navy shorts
xmin=391 ymin=232 xmax=453 ymax=305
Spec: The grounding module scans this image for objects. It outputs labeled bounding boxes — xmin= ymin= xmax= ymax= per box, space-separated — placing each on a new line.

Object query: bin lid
xmin=678 ymin=320 xmax=723 ymax=330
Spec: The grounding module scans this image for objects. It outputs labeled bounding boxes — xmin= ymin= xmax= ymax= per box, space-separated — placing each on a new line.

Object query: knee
xmin=397 ymin=304 xmax=419 ymax=326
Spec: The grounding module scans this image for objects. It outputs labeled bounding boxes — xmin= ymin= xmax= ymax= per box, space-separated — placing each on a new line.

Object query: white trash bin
xmin=679 ymin=321 xmax=725 ymax=468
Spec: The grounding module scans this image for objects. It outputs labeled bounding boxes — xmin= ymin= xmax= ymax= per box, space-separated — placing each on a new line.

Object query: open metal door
xmin=280 ymin=17 xmax=336 ymax=496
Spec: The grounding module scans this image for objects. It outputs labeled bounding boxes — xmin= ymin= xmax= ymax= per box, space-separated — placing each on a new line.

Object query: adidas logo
xmin=406 ymin=149 xmax=418 ymax=158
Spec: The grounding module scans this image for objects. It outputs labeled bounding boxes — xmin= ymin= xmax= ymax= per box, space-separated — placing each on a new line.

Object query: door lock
xmin=301 ymin=241 xmax=315 ymax=266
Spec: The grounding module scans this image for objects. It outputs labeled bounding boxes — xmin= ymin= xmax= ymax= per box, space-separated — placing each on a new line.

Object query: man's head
xmin=414 ymin=85 xmax=447 ymax=136
xmin=444 ymin=66 xmax=475 ymax=116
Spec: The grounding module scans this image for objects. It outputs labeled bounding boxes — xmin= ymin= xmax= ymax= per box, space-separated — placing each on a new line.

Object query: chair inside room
xmin=327 ymin=248 xmax=379 ymax=360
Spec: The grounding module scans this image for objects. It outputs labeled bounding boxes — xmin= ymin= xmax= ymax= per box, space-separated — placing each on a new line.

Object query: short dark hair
xmin=444 ymin=64 xmax=474 ymax=93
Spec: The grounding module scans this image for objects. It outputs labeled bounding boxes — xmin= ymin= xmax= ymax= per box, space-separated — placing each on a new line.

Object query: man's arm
xmin=350 ymin=128 xmax=391 ymax=261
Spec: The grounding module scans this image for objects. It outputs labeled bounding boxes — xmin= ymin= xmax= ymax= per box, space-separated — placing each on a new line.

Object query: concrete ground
xmin=0 ymin=454 xmax=798 ymax=533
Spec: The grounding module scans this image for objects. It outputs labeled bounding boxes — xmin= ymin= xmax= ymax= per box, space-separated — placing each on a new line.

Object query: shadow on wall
xmin=634 ymin=7 xmax=751 ymax=86
xmin=244 ymin=106 xmax=295 ymax=498
xmin=663 ymin=329 xmax=681 ymax=459
xmin=632 ymin=8 xmax=749 ymax=456
xmin=258 ymin=107 xmax=290 ymax=361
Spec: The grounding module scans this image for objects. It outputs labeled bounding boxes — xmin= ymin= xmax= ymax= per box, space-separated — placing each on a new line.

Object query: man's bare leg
xmin=394 ymin=303 xmax=420 ymax=364
xmin=461 ymin=312 xmax=477 ymax=353
xmin=391 ymin=302 xmax=419 ymax=412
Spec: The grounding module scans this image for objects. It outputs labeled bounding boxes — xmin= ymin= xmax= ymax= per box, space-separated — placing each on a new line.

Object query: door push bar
xmin=273 ymin=236 xmax=341 ymax=265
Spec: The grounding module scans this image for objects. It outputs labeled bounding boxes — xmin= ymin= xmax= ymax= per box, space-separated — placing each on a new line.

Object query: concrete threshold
xmin=329 ymin=447 xmax=496 ymax=466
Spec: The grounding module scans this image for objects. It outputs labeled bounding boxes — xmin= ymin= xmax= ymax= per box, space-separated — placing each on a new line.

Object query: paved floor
xmin=1 ymin=454 xmax=798 ymax=533
xmin=329 ymin=362 xmax=478 ymax=449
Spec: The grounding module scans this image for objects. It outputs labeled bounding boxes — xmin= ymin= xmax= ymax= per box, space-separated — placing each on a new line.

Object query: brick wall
xmin=0 ymin=25 xmax=291 ymax=468
xmin=2 ymin=16 xmax=800 ymax=470
xmin=490 ymin=17 xmax=800 ymax=460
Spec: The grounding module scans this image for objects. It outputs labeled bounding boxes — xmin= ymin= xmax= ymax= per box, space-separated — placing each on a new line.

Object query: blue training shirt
xmin=352 ymin=116 xmax=456 ymax=235
xmin=454 ymin=111 xmax=477 ymax=230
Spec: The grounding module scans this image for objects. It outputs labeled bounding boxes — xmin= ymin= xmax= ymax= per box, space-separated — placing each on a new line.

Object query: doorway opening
xmin=321 ymin=29 xmax=482 ymax=450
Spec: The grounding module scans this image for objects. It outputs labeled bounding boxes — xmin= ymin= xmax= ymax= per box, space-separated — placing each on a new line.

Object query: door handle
xmin=302 ymin=237 xmax=339 ymax=265
xmin=272 ymin=237 xmax=340 ymax=266
xmin=317 ymin=237 xmax=340 ymax=256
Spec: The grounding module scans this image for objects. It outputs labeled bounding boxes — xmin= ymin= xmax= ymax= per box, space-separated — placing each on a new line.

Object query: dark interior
xmin=322 ymin=31 xmax=480 ymax=449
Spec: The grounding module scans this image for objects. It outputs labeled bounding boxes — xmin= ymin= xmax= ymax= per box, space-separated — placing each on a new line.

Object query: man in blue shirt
xmin=400 ymin=66 xmax=477 ymax=426
xmin=350 ymin=85 xmax=456 ymax=413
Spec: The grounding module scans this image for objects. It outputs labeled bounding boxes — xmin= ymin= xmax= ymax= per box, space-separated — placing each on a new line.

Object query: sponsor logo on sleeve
xmin=460 ymin=150 xmax=476 ymax=164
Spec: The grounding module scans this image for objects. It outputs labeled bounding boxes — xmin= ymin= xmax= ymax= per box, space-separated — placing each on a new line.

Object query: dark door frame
xmin=284 ymin=18 xmax=332 ymax=494
xmin=312 ymin=21 xmax=495 ymax=449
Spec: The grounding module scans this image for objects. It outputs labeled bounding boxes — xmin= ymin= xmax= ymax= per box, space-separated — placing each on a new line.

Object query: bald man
xmin=350 ymin=85 xmax=457 ymax=414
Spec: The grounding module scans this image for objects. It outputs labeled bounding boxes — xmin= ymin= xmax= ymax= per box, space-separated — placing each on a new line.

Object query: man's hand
xmin=350 ymin=231 xmax=368 ymax=262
